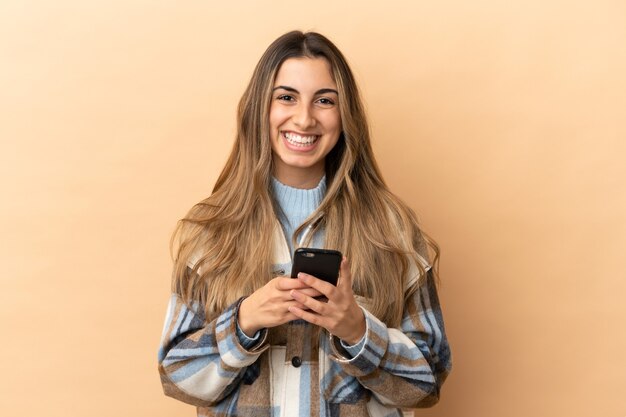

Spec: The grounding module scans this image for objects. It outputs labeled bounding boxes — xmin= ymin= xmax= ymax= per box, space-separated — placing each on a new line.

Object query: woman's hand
xmin=288 ymin=258 xmax=366 ymax=345
xmin=238 ymin=276 xmax=322 ymax=336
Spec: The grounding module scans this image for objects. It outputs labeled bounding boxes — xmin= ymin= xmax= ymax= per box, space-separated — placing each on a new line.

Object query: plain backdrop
xmin=1 ymin=1 xmax=625 ymax=416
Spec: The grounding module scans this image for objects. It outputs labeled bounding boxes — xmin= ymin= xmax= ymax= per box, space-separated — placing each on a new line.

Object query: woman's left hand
xmin=288 ymin=258 xmax=366 ymax=345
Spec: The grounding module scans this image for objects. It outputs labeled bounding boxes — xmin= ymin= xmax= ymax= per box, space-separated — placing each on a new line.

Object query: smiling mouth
xmin=283 ymin=131 xmax=320 ymax=147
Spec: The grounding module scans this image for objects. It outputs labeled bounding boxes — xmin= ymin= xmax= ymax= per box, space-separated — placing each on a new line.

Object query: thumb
xmin=338 ymin=257 xmax=353 ymax=289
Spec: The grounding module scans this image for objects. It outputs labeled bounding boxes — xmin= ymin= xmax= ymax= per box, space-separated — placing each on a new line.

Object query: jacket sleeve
xmin=328 ymin=269 xmax=452 ymax=408
xmin=157 ymin=294 xmax=269 ymax=407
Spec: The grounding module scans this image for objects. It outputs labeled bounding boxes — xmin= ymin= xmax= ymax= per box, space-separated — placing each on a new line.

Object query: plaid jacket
xmin=158 ymin=221 xmax=452 ymax=416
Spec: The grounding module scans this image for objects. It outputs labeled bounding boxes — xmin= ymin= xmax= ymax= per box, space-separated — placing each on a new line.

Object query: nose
xmin=293 ymin=103 xmax=317 ymax=129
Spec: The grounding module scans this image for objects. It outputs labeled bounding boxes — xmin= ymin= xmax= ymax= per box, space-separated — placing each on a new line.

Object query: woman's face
xmin=269 ymin=57 xmax=342 ymax=188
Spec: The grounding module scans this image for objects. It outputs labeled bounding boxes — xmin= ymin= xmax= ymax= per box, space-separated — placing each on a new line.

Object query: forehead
xmin=274 ymin=57 xmax=337 ymax=89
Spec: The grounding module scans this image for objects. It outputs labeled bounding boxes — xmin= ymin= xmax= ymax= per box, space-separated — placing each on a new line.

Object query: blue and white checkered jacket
xmin=158 ymin=219 xmax=452 ymax=417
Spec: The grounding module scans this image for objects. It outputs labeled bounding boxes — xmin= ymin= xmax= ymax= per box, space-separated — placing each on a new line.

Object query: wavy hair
xmin=170 ymin=31 xmax=439 ymax=326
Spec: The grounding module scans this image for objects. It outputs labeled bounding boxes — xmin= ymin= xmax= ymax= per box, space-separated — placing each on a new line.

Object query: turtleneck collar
xmin=270 ymin=176 xmax=326 ymax=252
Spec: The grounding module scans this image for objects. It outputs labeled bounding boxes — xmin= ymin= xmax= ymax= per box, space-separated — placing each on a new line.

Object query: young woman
xmin=158 ymin=31 xmax=452 ymax=417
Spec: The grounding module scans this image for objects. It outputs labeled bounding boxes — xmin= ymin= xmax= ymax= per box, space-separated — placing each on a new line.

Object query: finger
xmin=290 ymin=290 xmax=328 ymax=315
xmin=277 ymin=290 xmax=322 ymax=303
xmin=297 ymin=287 xmax=324 ymax=298
xmin=287 ymin=305 xmax=323 ymax=327
xmin=274 ymin=279 xmax=321 ymax=301
xmin=274 ymin=277 xmax=317 ymax=291
xmin=337 ymin=257 xmax=353 ymax=290
xmin=286 ymin=300 xmax=311 ymax=311
xmin=296 ymin=273 xmax=336 ymax=299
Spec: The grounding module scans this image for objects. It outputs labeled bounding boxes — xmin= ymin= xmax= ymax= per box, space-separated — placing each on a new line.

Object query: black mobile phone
xmin=290 ymin=248 xmax=342 ymax=286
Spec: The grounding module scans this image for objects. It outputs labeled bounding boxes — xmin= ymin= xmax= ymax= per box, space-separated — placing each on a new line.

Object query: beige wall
xmin=1 ymin=1 xmax=624 ymax=416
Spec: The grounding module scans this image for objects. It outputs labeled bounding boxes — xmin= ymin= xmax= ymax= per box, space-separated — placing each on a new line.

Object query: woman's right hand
xmin=237 ymin=276 xmax=322 ymax=336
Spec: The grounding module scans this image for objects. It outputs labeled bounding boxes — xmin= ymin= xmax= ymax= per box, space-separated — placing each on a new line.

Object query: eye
xmin=316 ymin=97 xmax=336 ymax=106
xmin=276 ymin=94 xmax=295 ymax=102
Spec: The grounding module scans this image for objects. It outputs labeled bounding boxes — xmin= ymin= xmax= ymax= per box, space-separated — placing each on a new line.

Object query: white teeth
xmin=284 ymin=132 xmax=318 ymax=146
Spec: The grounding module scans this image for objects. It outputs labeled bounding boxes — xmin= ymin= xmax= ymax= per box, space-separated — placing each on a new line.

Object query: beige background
xmin=1 ymin=1 xmax=624 ymax=416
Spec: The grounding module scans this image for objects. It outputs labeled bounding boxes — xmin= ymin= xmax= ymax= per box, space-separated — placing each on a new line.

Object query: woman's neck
xmin=272 ymin=165 xmax=325 ymax=189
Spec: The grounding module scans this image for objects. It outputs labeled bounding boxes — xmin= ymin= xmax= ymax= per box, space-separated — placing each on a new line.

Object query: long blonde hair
xmin=171 ymin=31 xmax=439 ymax=326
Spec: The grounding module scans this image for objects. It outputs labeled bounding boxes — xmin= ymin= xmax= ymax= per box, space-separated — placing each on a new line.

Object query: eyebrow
xmin=273 ymin=85 xmax=338 ymax=95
